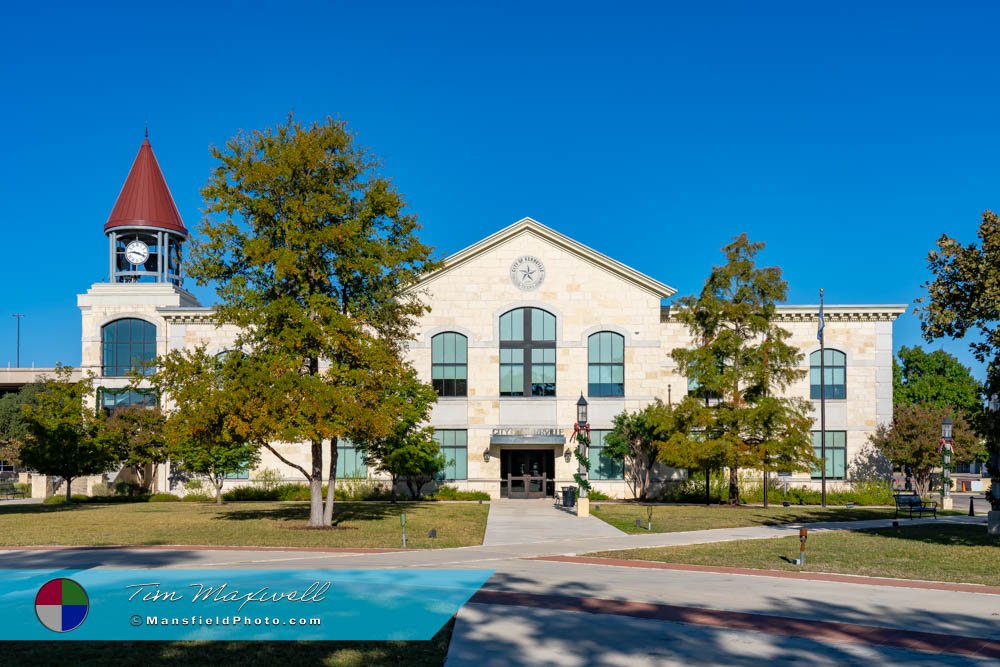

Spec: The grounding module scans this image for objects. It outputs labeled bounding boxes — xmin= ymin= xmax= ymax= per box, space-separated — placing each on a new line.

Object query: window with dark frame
xmin=434 ymin=430 xmax=468 ymax=480
xmin=810 ymin=349 xmax=846 ymax=399
xmin=99 ymin=388 xmax=158 ymax=416
xmin=431 ymin=332 xmax=468 ymax=397
xmin=588 ymin=332 xmax=624 ymax=397
xmin=810 ymin=430 xmax=847 ymax=480
xmin=499 ymin=308 xmax=556 ymax=397
xmin=588 ymin=430 xmax=624 ymax=480
xmin=102 ymin=318 xmax=157 ymax=377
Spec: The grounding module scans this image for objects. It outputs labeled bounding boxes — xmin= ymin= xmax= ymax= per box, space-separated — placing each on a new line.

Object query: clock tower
xmin=103 ymin=134 xmax=189 ymax=285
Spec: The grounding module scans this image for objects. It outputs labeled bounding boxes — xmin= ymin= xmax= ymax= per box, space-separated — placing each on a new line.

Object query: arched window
xmin=499 ymin=308 xmax=556 ymax=397
xmin=588 ymin=332 xmax=624 ymax=397
xmin=102 ymin=318 xmax=157 ymax=377
xmin=432 ymin=333 xmax=468 ymax=397
xmin=810 ymin=349 xmax=846 ymax=399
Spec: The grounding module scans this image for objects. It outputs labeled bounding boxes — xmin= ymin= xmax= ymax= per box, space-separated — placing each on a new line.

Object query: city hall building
xmin=71 ymin=138 xmax=905 ymax=499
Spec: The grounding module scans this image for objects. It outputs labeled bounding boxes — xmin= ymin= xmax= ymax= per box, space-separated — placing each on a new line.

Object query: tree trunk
xmin=728 ymin=466 xmax=740 ymax=505
xmin=323 ymin=439 xmax=338 ymax=526
xmin=390 ymin=473 xmax=399 ymax=503
xmin=214 ymin=480 xmax=224 ymax=505
xmin=705 ymin=469 xmax=711 ymax=505
xmin=308 ymin=438 xmax=325 ymax=527
xmin=65 ymin=477 xmax=74 ymax=503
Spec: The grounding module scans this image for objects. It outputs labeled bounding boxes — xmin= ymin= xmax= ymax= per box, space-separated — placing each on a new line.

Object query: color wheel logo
xmin=35 ymin=578 xmax=89 ymax=633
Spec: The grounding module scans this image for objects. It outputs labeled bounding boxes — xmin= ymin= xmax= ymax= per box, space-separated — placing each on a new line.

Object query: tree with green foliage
xmin=918 ymin=210 xmax=1000 ymax=510
xmin=356 ymin=369 xmax=439 ymax=502
xmin=655 ymin=395 xmax=732 ymax=498
xmin=893 ymin=345 xmax=983 ymax=417
xmin=104 ymin=405 xmax=168 ymax=492
xmin=604 ymin=401 xmax=666 ymax=501
xmin=150 ymin=348 xmax=259 ymax=504
xmin=19 ymin=367 xmax=118 ymax=502
xmin=395 ymin=437 xmax=447 ymax=500
xmin=0 ymin=383 xmax=44 ymax=467
xmin=869 ymin=404 xmax=979 ymax=496
xmin=188 ymin=115 xmax=438 ymax=526
xmin=671 ymin=234 xmax=816 ymax=504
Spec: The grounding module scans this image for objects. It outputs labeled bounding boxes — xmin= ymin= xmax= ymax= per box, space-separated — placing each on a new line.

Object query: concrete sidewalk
xmin=483 ymin=498 xmax=625 ymax=546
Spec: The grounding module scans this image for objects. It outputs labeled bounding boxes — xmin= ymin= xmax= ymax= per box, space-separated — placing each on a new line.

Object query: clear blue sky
xmin=2 ymin=1 xmax=997 ymax=380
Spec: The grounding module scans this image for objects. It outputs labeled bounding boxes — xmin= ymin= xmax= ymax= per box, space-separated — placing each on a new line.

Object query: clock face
xmin=125 ymin=240 xmax=150 ymax=265
xmin=510 ymin=255 xmax=546 ymax=291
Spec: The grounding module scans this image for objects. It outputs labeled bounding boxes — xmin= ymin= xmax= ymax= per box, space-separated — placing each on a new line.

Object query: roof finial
xmin=144 ymin=120 xmax=148 ymax=139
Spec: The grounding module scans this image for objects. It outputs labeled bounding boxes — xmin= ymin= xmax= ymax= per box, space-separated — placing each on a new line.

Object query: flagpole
xmin=819 ymin=288 xmax=827 ymax=508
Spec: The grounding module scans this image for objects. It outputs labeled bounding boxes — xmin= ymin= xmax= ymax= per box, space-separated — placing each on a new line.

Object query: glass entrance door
xmin=501 ymin=449 xmax=555 ymax=498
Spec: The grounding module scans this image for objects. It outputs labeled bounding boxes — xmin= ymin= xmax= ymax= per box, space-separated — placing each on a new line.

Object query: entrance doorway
xmin=501 ymin=449 xmax=555 ymax=498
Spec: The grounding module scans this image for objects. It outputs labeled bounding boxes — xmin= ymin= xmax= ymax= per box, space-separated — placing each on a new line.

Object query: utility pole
xmin=12 ymin=314 xmax=24 ymax=367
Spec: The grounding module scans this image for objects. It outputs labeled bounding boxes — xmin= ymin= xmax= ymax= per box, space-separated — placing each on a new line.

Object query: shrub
xmin=429 ymin=485 xmax=491 ymax=501
xmin=14 ymin=482 xmax=31 ymax=496
xmin=334 ymin=477 xmax=389 ymax=501
xmin=90 ymin=482 xmax=111 ymax=497
xmin=222 ymin=486 xmax=279 ymax=501
xmin=43 ymin=494 xmax=89 ymax=505
xmin=182 ymin=493 xmax=213 ymax=502
xmin=658 ymin=472 xmax=894 ymax=507
xmin=114 ymin=481 xmax=146 ymax=498
xmin=275 ymin=483 xmax=311 ymax=501
xmin=148 ymin=493 xmax=181 ymax=502
xmin=586 ymin=489 xmax=611 ymax=501
xmin=252 ymin=468 xmax=283 ymax=491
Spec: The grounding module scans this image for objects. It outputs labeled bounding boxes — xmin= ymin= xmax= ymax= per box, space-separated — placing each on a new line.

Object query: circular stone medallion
xmin=510 ymin=255 xmax=546 ymax=291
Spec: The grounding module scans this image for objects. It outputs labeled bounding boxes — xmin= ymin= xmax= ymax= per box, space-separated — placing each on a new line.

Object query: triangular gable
xmin=419 ymin=217 xmax=676 ymax=298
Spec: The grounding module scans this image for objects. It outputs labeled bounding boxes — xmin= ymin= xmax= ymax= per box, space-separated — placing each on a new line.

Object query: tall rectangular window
xmin=434 ymin=430 xmax=468 ymax=480
xmin=810 ymin=349 xmax=846 ymax=399
xmin=336 ymin=440 xmax=368 ymax=479
xmin=432 ymin=332 xmax=468 ymax=397
xmin=811 ymin=430 xmax=846 ymax=480
xmin=588 ymin=332 xmax=624 ymax=397
xmin=499 ymin=308 xmax=556 ymax=397
xmin=588 ymin=430 xmax=624 ymax=480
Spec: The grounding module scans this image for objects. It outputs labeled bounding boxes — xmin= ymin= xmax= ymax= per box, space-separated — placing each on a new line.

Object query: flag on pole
xmin=817 ymin=293 xmax=825 ymax=343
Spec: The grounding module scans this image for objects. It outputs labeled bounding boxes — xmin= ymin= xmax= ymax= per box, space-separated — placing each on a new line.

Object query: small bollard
xmin=970 ymin=496 xmax=976 ymax=517
xmin=794 ymin=527 xmax=808 ymax=565
xmin=428 ymin=528 xmax=437 ymax=539
xmin=647 ymin=506 xmax=654 ymax=531
xmin=400 ymin=512 xmax=408 ymax=549
xmin=635 ymin=518 xmax=642 ymax=528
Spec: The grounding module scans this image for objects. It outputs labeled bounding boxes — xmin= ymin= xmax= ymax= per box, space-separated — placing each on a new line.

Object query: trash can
xmin=562 ymin=486 xmax=576 ymax=507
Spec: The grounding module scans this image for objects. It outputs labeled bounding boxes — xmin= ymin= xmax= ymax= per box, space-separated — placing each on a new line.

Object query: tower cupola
xmin=105 ymin=135 xmax=187 ymax=285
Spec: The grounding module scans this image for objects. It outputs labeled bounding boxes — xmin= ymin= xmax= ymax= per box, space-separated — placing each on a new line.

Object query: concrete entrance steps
xmin=482 ymin=498 xmax=626 ymax=546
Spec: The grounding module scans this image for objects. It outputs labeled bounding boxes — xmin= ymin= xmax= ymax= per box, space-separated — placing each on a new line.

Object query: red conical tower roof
xmin=104 ymin=137 xmax=187 ymax=236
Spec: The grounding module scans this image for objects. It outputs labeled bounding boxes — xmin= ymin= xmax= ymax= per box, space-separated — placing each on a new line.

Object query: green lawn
xmin=587 ymin=524 xmax=1000 ymax=586
xmin=591 ymin=503 xmax=925 ymax=534
xmin=0 ymin=501 xmax=488 ymax=549
xmin=0 ymin=618 xmax=453 ymax=667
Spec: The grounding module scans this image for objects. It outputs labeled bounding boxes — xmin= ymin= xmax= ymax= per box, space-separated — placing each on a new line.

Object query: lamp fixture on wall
xmin=564 ymin=449 xmax=572 ymax=463
xmin=483 ymin=448 xmax=491 ymax=463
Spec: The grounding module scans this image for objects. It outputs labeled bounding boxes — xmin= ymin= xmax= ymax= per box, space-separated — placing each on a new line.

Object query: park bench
xmin=893 ymin=492 xmax=937 ymax=519
xmin=0 ymin=480 xmax=26 ymax=500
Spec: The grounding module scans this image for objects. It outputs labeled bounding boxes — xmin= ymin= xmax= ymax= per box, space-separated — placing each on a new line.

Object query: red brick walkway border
xmin=531 ymin=555 xmax=1000 ymax=596
xmin=470 ymin=588 xmax=1000 ymax=659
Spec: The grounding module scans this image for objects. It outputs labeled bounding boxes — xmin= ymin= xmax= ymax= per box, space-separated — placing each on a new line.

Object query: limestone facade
xmin=77 ymin=217 xmax=905 ymax=499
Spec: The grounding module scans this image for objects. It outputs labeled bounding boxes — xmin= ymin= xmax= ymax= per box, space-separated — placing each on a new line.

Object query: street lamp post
xmin=573 ymin=393 xmax=591 ymax=517
xmin=940 ymin=416 xmax=954 ymax=510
